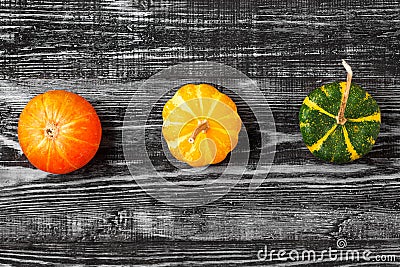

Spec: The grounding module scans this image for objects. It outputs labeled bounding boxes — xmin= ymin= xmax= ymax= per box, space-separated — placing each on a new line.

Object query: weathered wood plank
xmin=0 ymin=77 xmax=399 ymax=243
xmin=0 ymin=240 xmax=398 ymax=266
xmin=0 ymin=0 xmax=400 ymax=265
xmin=1 ymin=0 xmax=399 ymax=79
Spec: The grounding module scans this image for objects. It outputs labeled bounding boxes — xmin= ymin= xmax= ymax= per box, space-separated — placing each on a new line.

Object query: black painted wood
xmin=1 ymin=0 xmax=400 ymax=266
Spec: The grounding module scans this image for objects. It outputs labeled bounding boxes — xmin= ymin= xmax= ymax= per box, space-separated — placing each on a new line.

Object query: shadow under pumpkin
xmin=144 ymin=83 xmax=262 ymax=183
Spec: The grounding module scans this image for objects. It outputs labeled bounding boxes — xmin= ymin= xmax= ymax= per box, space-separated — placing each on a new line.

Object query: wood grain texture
xmin=0 ymin=0 xmax=400 ymax=266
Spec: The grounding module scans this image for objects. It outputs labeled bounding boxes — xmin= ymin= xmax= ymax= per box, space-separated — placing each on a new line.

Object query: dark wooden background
xmin=1 ymin=0 xmax=400 ymax=266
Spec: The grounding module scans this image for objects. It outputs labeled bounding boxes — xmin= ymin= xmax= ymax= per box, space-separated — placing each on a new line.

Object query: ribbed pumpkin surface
xmin=18 ymin=90 xmax=102 ymax=174
xmin=162 ymin=84 xmax=242 ymax=167
xmin=299 ymin=82 xmax=380 ymax=163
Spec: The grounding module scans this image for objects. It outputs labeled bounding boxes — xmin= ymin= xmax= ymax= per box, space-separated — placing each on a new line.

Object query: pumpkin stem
xmin=44 ymin=123 xmax=59 ymax=139
xmin=188 ymin=119 xmax=209 ymax=144
xmin=336 ymin=59 xmax=353 ymax=125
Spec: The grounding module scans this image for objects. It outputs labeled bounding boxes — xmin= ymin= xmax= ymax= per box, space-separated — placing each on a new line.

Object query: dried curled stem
xmin=188 ymin=119 xmax=209 ymax=144
xmin=336 ymin=60 xmax=353 ymax=125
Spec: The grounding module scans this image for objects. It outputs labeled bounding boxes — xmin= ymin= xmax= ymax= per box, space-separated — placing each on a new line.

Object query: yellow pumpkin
xmin=162 ymin=84 xmax=242 ymax=167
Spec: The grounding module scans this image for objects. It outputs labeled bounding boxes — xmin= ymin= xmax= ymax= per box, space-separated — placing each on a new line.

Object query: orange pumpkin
xmin=18 ymin=90 xmax=102 ymax=174
xmin=162 ymin=84 xmax=242 ymax=167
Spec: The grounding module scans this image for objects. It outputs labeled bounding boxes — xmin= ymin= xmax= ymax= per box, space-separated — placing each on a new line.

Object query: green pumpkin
xmin=299 ymin=81 xmax=381 ymax=163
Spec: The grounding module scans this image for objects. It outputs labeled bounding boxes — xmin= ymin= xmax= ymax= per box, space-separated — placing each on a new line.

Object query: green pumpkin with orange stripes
xmin=299 ymin=62 xmax=381 ymax=163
